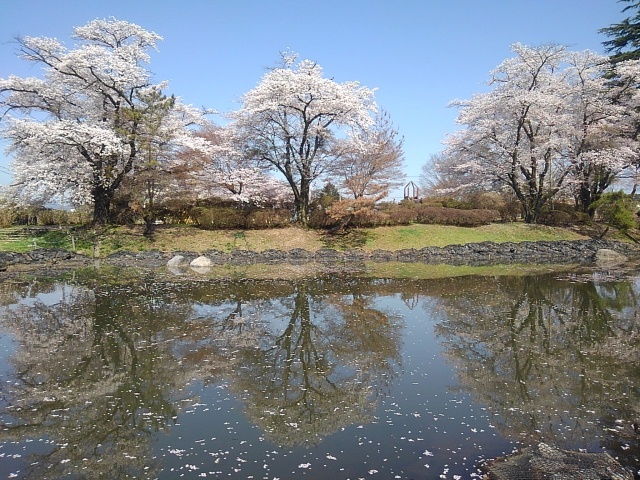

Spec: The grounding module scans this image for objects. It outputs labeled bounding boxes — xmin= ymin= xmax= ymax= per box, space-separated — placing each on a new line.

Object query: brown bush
xmin=0 ymin=206 xmax=91 ymax=227
xmin=327 ymin=201 xmax=499 ymax=228
xmin=350 ymin=209 xmax=390 ymax=227
xmin=538 ymin=207 xmax=590 ymax=226
xmin=192 ymin=207 xmax=247 ymax=229
xmin=414 ymin=205 xmax=499 ymax=226
xmin=308 ymin=206 xmax=333 ymax=229
xmin=246 ymin=209 xmax=291 ymax=228
xmin=192 ymin=206 xmax=292 ymax=230
xmin=0 ymin=207 xmax=18 ymax=227
xmin=538 ymin=210 xmax=573 ymax=226
xmin=34 ymin=209 xmax=72 ymax=226
xmin=393 ymin=207 xmax=417 ymax=225
xmin=495 ymin=196 xmax=522 ymax=222
xmin=467 ymin=192 xmax=505 ymax=211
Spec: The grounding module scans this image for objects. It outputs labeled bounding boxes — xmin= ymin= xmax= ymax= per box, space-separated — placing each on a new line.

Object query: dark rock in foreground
xmin=484 ymin=442 xmax=633 ymax=480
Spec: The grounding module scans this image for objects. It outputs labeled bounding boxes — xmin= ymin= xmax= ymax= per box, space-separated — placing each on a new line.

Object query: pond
xmin=0 ymin=264 xmax=639 ymax=479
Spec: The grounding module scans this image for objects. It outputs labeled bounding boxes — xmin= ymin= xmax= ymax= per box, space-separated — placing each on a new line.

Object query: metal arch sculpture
xmin=404 ymin=181 xmax=419 ymax=200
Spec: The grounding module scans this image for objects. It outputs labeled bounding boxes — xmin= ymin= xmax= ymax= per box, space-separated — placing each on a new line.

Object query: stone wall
xmin=0 ymin=248 xmax=89 ymax=271
xmin=0 ymin=239 xmax=636 ymax=272
xmin=116 ymin=239 xmax=638 ymax=268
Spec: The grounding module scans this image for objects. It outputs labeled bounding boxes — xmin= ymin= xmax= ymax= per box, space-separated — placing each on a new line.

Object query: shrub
xmin=590 ymin=191 xmax=638 ymax=234
xmin=414 ymin=206 xmax=499 ymax=226
xmin=350 ymin=208 xmax=388 ymax=228
xmin=192 ymin=207 xmax=247 ymax=229
xmin=384 ymin=206 xmax=415 ymax=225
xmin=440 ymin=197 xmax=474 ymax=209
xmin=246 ymin=209 xmax=291 ymax=228
xmin=467 ymin=192 xmax=506 ymax=211
xmin=160 ymin=198 xmax=199 ymax=224
xmin=538 ymin=202 xmax=593 ymax=226
xmin=0 ymin=207 xmax=17 ymax=227
xmin=0 ymin=206 xmax=91 ymax=227
xmin=326 ymin=201 xmax=499 ymax=228
xmin=538 ymin=210 xmax=575 ymax=226
xmin=35 ymin=209 xmax=71 ymax=226
xmin=109 ymin=194 xmax=140 ymax=225
xmin=496 ymin=196 xmax=522 ymax=222
xmin=192 ymin=206 xmax=292 ymax=230
xmin=308 ymin=208 xmax=331 ymax=228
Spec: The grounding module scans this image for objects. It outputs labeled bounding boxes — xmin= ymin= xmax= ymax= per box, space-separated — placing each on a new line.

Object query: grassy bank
xmin=0 ymin=223 xmax=590 ymax=257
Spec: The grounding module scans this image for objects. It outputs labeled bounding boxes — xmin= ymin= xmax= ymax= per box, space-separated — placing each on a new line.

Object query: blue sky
xmin=0 ymin=0 xmax=626 ymax=200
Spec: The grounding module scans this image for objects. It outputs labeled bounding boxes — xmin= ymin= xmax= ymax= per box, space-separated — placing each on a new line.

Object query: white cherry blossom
xmin=0 ymin=18 xmax=209 ymax=222
xmin=227 ymin=53 xmax=377 ymax=223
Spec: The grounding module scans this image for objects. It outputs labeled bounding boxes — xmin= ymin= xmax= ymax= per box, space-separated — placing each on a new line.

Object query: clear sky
xmin=0 ymin=0 xmax=627 ymax=201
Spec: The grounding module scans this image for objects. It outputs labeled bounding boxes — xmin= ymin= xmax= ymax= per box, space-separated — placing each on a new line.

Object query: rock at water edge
xmin=167 ymin=255 xmax=188 ymax=267
xmin=595 ymin=249 xmax=628 ymax=266
xmin=190 ymin=256 xmax=212 ymax=267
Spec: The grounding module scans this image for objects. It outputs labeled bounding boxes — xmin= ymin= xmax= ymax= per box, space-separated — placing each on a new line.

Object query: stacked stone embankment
xmin=122 ymin=239 xmax=636 ymax=268
xmin=0 ymin=239 xmax=635 ymax=272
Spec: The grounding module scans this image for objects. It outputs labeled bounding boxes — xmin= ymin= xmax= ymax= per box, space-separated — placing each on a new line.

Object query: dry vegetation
xmin=14 ymin=223 xmax=588 ymax=258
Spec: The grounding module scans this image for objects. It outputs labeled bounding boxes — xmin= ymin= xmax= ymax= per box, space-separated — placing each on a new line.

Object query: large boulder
xmin=484 ymin=442 xmax=633 ymax=480
xmin=167 ymin=255 xmax=188 ymax=267
xmin=595 ymin=248 xmax=628 ymax=266
xmin=190 ymin=255 xmax=212 ymax=268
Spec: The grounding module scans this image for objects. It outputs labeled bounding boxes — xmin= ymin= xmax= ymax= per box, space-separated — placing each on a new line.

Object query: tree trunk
xmin=295 ymin=178 xmax=311 ymax=226
xmin=143 ymin=214 xmax=156 ymax=236
xmin=520 ymin=197 xmax=543 ymax=223
xmin=142 ymin=179 xmax=157 ymax=236
xmin=576 ymin=183 xmax=594 ymax=216
xmin=92 ymin=186 xmax=113 ymax=225
xmin=297 ymin=202 xmax=309 ymax=226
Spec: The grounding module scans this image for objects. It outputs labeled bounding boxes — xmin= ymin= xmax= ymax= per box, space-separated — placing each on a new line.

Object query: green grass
xmin=151 ymin=261 xmax=577 ymax=282
xmin=360 ymin=223 xmax=587 ymax=251
xmin=0 ymin=222 xmax=592 ymax=256
xmin=363 ymin=261 xmax=579 ymax=279
xmin=0 ymin=227 xmax=93 ymax=253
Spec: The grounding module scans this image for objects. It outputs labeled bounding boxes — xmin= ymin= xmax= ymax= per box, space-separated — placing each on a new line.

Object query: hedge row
xmin=322 ymin=204 xmax=500 ymax=229
xmin=414 ymin=206 xmax=500 ymax=226
xmin=191 ymin=207 xmax=292 ymax=230
xmin=0 ymin=207 xmax=91 ymax=228
xmin=185 ymin=203 xmax=500 ymax=230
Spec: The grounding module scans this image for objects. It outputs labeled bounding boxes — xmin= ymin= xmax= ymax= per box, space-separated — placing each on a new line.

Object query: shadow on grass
xmin=321 ymin=229 xmax=370 ymax=250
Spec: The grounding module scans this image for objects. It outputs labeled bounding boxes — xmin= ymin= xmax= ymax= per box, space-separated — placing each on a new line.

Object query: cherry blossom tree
xmin=444 ymin=44 xmax=572 ymax=222
xmin=228 ymin=53 xmax=377 ymax=224
xmin=564 ymin=51 xmax=640 ymax=213
xmin=330 ymin=109 xmax=405 ymax=200
xmin=0 ymin=18 xmax=210 ymax=224
xmin=420 ymin=150 xmax=492 ymax=197
xmin=175 ymin=123 xmax=293 ymax=207
xmin=444 ymin=44 xmax=640 ymax=223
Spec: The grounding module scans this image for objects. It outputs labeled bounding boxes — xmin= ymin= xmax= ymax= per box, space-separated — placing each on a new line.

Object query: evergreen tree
xmin=600 ymin=0 xmax=640 ymax=63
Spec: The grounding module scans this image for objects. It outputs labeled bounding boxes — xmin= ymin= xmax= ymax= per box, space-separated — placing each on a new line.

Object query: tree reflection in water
xmin=0 ymin=277 xmax=205 ymax=479
xmin=229 ymin=282 xmax=403 ymax=446
xmin=0 ymin=272 xmax=404 ymax=477
xmin=1 ymin=268 xmax=639 ymax=477
xmin=433 ymin=272 xmax=640 ymax=469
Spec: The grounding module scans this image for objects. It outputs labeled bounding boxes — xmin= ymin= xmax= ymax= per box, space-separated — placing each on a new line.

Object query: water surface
xmin=0 ymin=266 xmax=638 ymax=478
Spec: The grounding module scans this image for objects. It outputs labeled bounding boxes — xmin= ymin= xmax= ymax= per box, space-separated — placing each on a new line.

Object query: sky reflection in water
xmin=0 ymin=268 xmax=638 ymax=479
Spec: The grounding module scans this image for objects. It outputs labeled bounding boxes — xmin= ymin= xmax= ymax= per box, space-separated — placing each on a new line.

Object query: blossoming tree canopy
xmin=329 ymin=109 xmax=406 ymax=201
xmin=0 ymin=18 xmax=211 ymax=224
xmin=174 ymin=123 xmax=293 ymax=207
xmin=228 ymin=53 xmax=378 ymax=224
xmin=443 ymin=43 xmax=640 ymax=223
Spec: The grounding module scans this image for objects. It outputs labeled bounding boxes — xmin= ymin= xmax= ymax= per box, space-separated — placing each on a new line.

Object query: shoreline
xmin=0 ymin=238 xmax=635 ymax=276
